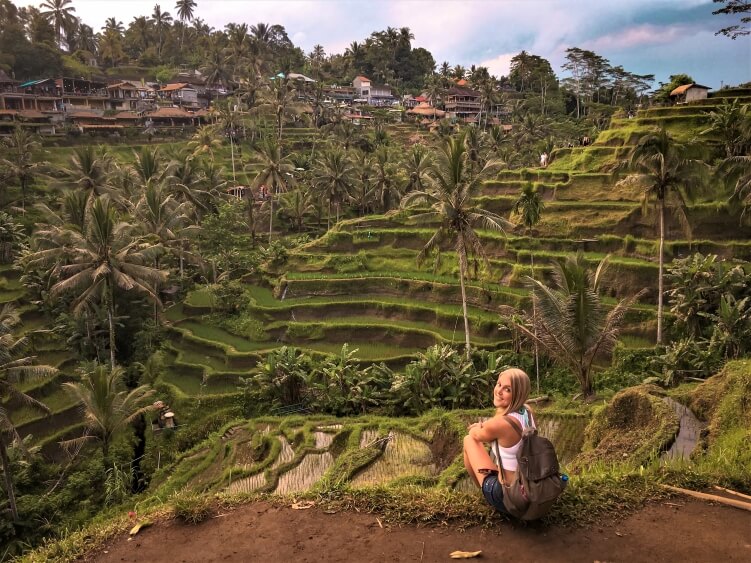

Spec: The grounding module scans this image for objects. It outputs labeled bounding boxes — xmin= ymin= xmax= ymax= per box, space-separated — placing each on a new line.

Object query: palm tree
xmin=41 ymin=198 xmax=167 ymax=366
xmin=132 ymin=147 xmax=168 ymax=187
xmin=348 ymin=151 xmax=375 ymax=217
xmin=725 ymin=155 xmax=751 ymax=217
xmin=40 ymin=0 xmax=77 ymax=48
xmin=134 ymin=182 xmax=198 ymax=270
xmin=71 ymin=22 xmax=98 ymax=53
xmin=512 ymin=183 xmax=544 ymax=231
xmin=187 ymin=125 xmax=222 ymax=160
xmin=314 ymin=149 xmax=354 ymax=227
xmin=308 ymin=44 xmax=326 ymax=79
xmin=0 ymin=305 xmax=57 ymax=521
xmin=97 ymin=28 xmax=125 ymax=68
xmin=62 ymin=365 xmax=155 ymax=465
xmin=424 ymin=75 xmax=444 ymax=111
xmin=278 ymin=189 xmax=315 ymax=232
xmin=0 ymin=127 xmax=43 ymax=209
xmin=175 ymin=0 xmax=197 ymax=48
xmin=508 ymin=253 xmax=643 ymax=397
xmin=401 ymin=133 xmax=512 ymax=359
xmin=60 ymin=145 xmax=113 ymax=202
xmin=700 ymin=99 xmax=751 ymax=159
xmin=372 ymin=147 xmax=399 ymax=213
xmin=256 ymin=75 xmax=300 ymax=143
xmin=251 ymin=137 xmax=294 ymax=242
xmin=150 ymin=4 xmax=172 ymax=60
xmin=403 ymin=145 xmax=432 ymax=194
xmin=103 ymin=17 xmax=124 ymax=35
xmin=200 ymin=43 xmax=232 ymax=88
xmin=628 ymin=128 xmax=704 ymax=344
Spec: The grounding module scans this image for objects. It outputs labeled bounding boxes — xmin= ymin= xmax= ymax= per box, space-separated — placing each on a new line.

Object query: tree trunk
xmin=580 ymin=366 xmax=593 ymax=397
xmin=268 ymin=194 xmax=274 ymax=244
xmin=657 ymin=198 xmax=665 ymax=345
xmin=0 ymin=438 xmax=18 ymax=521
xmin=457 ymin=237 xmax=472 ymax=361
xmin=107 ymin=284 xmax=116 ymax=367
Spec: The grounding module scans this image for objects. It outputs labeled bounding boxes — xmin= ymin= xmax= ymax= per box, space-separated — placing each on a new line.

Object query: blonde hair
xmin=498 ymin=368 xmax=531 ymax=415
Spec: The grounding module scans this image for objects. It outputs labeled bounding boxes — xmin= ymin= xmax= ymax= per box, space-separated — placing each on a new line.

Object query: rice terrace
xmin=0 ymin=0 xmax=750 ymax=561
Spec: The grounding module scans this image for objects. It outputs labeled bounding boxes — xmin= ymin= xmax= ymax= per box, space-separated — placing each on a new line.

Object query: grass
xmin=9 ymin=386 xmax=78 ymax=426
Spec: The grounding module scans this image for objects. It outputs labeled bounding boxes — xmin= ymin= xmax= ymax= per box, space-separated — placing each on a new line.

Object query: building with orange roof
xmin=669 ymin=83 xmax=711 ymax=104
xmin=157 ymin=83 xmax=199 ymax=109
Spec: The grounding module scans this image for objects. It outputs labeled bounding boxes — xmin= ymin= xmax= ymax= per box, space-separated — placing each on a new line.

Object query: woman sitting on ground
xmin=463 ymin=367 xmax=535 ymax=513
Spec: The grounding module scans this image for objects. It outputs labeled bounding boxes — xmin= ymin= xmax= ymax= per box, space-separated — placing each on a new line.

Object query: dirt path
xmin=89 ymin=499 xmax=751 ymax=562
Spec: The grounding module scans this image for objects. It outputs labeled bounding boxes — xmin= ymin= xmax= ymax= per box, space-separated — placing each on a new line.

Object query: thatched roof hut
xmin=407 ymin=102 xmax=445 ymax=118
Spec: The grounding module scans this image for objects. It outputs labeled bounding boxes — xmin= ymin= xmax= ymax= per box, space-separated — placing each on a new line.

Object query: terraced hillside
xmin=157 ymin=95 xmax=751 ymax=405
xmin=151 ymin=410 xmax=588 ymax=498
xmin=0 ymin=263 xmax=82 ymax=459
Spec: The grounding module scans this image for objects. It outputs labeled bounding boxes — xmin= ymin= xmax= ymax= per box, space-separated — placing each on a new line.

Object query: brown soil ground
xmin=89 ymin=499 xmax=751 ymax=563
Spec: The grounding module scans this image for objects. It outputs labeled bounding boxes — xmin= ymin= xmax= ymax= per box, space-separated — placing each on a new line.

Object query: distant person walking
xmin=539 ymin=152 xmax=548 ymax=168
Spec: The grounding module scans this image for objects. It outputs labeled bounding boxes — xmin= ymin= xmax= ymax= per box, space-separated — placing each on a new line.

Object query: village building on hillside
xmin=3 ymin=78 xmax=61 ymax=112
xmin=157 ymin=83 xmax=200 ymax=110
xmin=669 ymin=83 xmax=711 ymax=104
xmin=352 ymin=75 xmax=395 ymax=106
xmin=323 ymin=85 xmax=356 ymax=104
xmin=58 ymin=77 xmax=109 ymax=110
xmin=443 ymin=86 xmax=481 ymax=120
xmin=107 ymin=81 xmax=155 ymax=112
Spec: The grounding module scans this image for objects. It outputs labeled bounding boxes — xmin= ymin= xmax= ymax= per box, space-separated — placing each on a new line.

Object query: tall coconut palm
xmin=59 ymin=145 xmax=114 ymax=202
xmin=134 ymin=182 xmax=199 ymax=269
xmin=251 ymin=137 xmax=294 ymax=242
xmin=401 ymin=133 xmax=512 ymax=359
xmin=200 ymin=42 xmax=232 ymax=88
xmin=131 ymin=147 xmax=168 ymax=187
xmin=40 ymin=0 xmax=77 ymax=49
xmin=628 ymin=128 xmax=704 ymax=344
xmin=256 ymin=75 xmax=300 ymax=143
xmin=187 ymin=125 xmax=222 ymax=160
xmin=0 ymin=305 xmax=57 ymax=521
xmin=314 ymin=149 xmax=354 ymax=228
xmin=174 ymin=0 xmax=196 ymax=48
xmin=62 ymin=365 xmax=155 ymax=465
xmin=278 ymin=189 xmax=315 ymax=232
xmin=150 ymin=4 xmax=172 ymax=60
xmin=403 ymin=145 xmax=432 ymax=194
xmin=43 ymin=198 xmax=167 ymax=366
xmin=0 ymin=127 xmax=43 ymax=209
xmin=372 ymin=147 xmax=399 ymax=213
xmin=508 ymin=253 xmax=643 ymax=397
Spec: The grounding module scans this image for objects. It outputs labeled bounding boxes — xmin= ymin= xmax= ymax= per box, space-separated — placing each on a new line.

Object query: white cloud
xmin=479 ymin=53 xmax=514 ymax=77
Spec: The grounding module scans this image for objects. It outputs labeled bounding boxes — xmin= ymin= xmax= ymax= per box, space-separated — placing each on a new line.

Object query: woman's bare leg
xmin=463 ymin=435 xmax=496 ymax=488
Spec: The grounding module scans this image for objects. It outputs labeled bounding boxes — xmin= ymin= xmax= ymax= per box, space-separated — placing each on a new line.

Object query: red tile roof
xmin=147 ymin=107 xmax=195 ymax=118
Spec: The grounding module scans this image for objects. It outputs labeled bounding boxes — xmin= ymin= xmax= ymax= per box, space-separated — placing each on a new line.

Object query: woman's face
xmin=493 ymin=372 xmax=513 ymax=409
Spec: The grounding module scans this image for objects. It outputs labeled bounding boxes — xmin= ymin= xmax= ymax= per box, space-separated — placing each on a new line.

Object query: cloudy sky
xmin=27 ymin=0 xmax=751 ymax=88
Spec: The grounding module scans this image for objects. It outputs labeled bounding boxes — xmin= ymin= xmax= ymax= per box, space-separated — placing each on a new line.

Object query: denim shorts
xmin=481 ymin=472 xmax=508 ymax=514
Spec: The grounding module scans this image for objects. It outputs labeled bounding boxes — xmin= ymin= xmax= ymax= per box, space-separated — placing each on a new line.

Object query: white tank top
xmin=493 ymin=409 xmax=533 ymax=472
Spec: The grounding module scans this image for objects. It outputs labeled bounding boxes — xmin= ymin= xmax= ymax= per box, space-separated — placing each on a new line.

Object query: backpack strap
xmin=504 ymin=415 xmax=523 ymax=438
xmin=496 ymin=415 xmax=523 ymax=487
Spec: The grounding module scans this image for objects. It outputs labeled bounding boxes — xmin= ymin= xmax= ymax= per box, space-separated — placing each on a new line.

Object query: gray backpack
xmin=493 ymin=414 xmax=567 ymax=520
